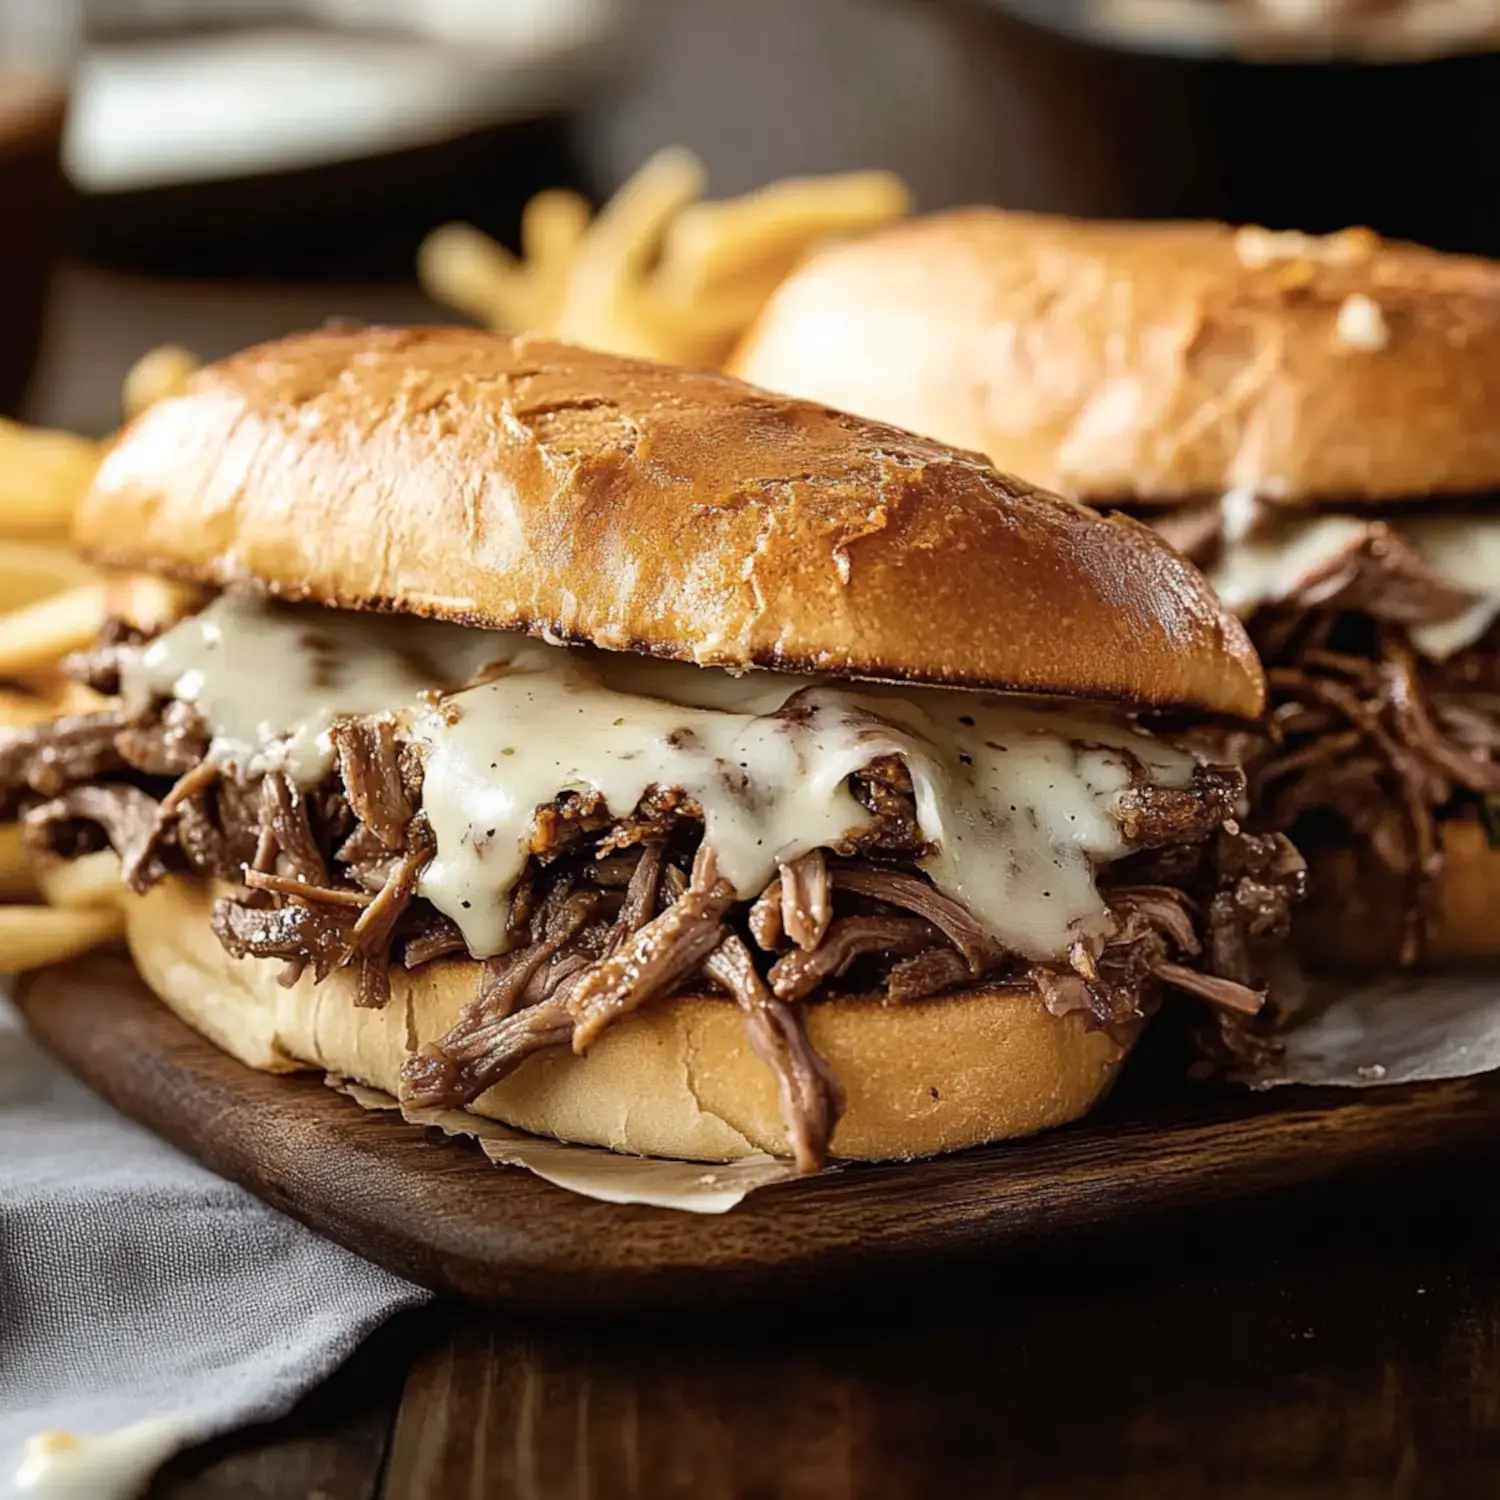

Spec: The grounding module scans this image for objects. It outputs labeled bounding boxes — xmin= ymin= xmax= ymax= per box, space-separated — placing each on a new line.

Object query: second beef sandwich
xmin=734 ymin=212 xmax=1500 ymax=970
xmin=2 ymin=327 xmax=1295 ymax=1170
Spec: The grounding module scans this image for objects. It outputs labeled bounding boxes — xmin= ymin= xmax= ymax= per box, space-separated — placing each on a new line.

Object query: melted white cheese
xmin=1206 ymin=514 xmax=1367 ymax=617
xmin=121 ymin=593 xmax=1200 ymax=964
xmin=1401 ymin=518 xmax=1500 ymax=658
xmin=119 ymin=591 xmax=499 ymax=784
xmin=1200 ymin=504 xmax=1500 ymax=660
xmin=13 ymin=1417 xmax=186 ymax=1500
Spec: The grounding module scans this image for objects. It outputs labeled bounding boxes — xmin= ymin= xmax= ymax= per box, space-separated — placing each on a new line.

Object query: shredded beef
xmin=0 ymin=711 xmax=126 ymax=806
xmin=845 ymin=756 xmax=931 ymax=859
xmin=1107 ymin=885 xmax=1201 ymax=955
xmin=475 ymin=886 xmax=603 ymax=1027
xmin=244 ymin=869 xmax=373 ymax=906
xmin=1114 ymin=768 xmax=1241 ymax=849
xmin=568 ymin=847 xmax=736 ymax=1050
xmin=609 ymin=843 xmax=663 ymax=946
xmin=769 ymin=916 xmax=937 ymax=1001
xmin=350 ymin=818 xmax=434 ymax=957
xmin=260 ymin=772 xmax=329 ymax=888
xmin=1152 ymin=961 xmax=1264 ymax=1015
xmin=401 ymin=873 xmax=634 ymax=1111
xmin=748 ymin=881 xmax=786 ymax=951
xmin=886 ymin=947 xmax=973 ymax=1003
xmin=211 ymin=897 xmax=358 ymax=979
xmin=1040 ymin=827 xmax=1297 ymax=1072
xmin=595 ymin=786 xmax=700 ymax=855
xmin=1257 ymin=625 xmax=1500 ymax=964
xmin=402 ymin=913 xmax=467 ymax=968
xmin=533 ymin=793 xmax=609 ymax=857
xmin=829 ymin=866 xmax=1002 ymax=972
xmin=115 ymin=702 xmax=210 ymax=777
xmin=215 ymin=774 xmax=266 ymax=872
xmin=335 ymin=822 xmax=397 ymax=892
xmin=1151 ymin=501 xmax=1487 ymax=631
xmin=1201 ymin=828 xmax=1305 ymax=981
xmin=24 ymin=784 xmax=164 ymax=884
xmin=7 ymin=611 xmax=1280 ymax=1173
xmin=1292 ymin=526 xmax=1477 ymax=626
xmin=704 ymin=932 xmax=842 ymax=1174
xmin=175 ymin=791 xmax=235 ymax=879
xmin=403 ymin=992 xmax=576 ymax=1112
xmin=62 ymin=620 xmax=149 ymax=697
xmin=331 ymin=719 xmax=412 ymax=851
xmin=1169 ymin=503 xmax=1500 ymax=966
xmin=158 ymin=757 xmax=220 ymax=816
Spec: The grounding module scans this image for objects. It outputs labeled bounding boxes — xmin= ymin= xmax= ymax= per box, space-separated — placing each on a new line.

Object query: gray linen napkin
xmin=0 ymin=989 xmax=428 ymax=1493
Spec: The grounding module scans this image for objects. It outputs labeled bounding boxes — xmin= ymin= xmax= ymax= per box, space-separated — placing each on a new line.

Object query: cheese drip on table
xmin=120 ymin=592 xmax=1199 ymax=964
xmin=1192 ymin=496 xmax=1500 ymax=659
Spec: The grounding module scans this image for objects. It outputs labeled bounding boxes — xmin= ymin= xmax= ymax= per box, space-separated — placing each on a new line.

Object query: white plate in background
xmin=995 ymin=0 xmax=1500 ymax=61
xmin=67 ymin=0 xmax=631 ymax=193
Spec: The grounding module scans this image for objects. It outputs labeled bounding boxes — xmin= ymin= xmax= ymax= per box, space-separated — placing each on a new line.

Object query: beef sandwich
xmin=3 ymin=326 xmax=1293 ymax=1170
xmin=734 ymin=211 xmax=1500 ymax=971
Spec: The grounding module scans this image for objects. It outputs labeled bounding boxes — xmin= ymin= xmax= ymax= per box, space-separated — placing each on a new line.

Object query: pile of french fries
xmin=0 ymin=348 xmax=199 ymax=972
xmin=419 ymin=148 xmax=911 ymax=368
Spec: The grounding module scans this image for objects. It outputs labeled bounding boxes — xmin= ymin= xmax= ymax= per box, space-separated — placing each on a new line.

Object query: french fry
xmin=522 ymin=189 xmax=591 ymax=270
xmin=0 ymin=539 xmax=102 ymax=611
xmin=659 ymin=171 xmax=911 ymax=300
xmin=50 ymin=679 xmax=110 ymax=717
xmin=417 ymin=223 xmax=534 ymax=330
xmin=545 ymin=152 xmax=702 ymax=360
xmin=0 ymin=823 xmax=37 ymax=900
xmin=35 ymin=850 xmax=124 ymax=912
xmin=0 ymin=576 xmax=200 ymax=678
xmin=579 ymin=148 xmax=706 ymax=281
xmin=0 ymin=903 xmax=123 ymax=971
xmin=0 ymin=419 xmax=101 ymax=537
xmin=0 ymin=584 xmax=108 ymax=677
xmin=0 ymin=688 xmax=58 ymax=727
xmin=107 ymin=574 xmax=205 ymax=634
xmin=4 ymin=671 xmax=109 ymax=714
xmin=418 ymin=153 xmax=912 ymax=370
xmin=635 ymin=285 xmax=792 ymax=370
xmin=555 ymin=150 xmax=707 ymax=358
xmin=123 ymin=345 xmax=200 ymax=421
xmin=519 ymin=188 xmax=591 ymax=326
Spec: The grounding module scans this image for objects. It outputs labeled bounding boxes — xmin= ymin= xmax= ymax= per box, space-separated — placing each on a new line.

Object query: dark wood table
xmin=29 ymin=270 xmax=1500 ymax=1498
xmin=142 ymin=1169 xmax=1500 ymax=1498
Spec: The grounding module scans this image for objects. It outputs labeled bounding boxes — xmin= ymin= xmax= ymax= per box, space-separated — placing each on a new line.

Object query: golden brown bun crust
xmin=1298 ymin=818 xmax=1500 ymax=971
xmin=122 ymin=876 xmax=1128 ymax=1164
xmin=1428 ymin=820 xmax=1500 ymax=963
xmin=74 ymin=325 xmax=1262 ymax=718
xmin=731 ymin=210 xmax=1500 ymax=508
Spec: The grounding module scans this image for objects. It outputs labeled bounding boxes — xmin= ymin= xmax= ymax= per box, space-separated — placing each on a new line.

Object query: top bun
xmin=76 ymin=324 xmax=1262 ymax=718
xmin=731 ymin=209 xmax=1500 ymax=508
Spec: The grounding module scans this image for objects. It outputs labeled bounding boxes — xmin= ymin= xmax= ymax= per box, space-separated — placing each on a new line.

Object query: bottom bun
xmin=120 ymin=876 xmax=1129 ymax=1163
xmin=1298 ymin=816 xmax=1500 ymax=971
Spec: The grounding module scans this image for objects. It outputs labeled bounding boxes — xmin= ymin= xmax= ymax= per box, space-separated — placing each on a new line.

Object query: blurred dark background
xmin=11 ymin=0 xmax=1500 ymax=430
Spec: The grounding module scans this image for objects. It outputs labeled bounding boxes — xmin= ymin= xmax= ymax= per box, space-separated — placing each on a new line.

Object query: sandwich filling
xmin=1156 ymin=494 xmax=1500 ymax=963
xmin=1 ymin=589 xmax=1299 ymax=1169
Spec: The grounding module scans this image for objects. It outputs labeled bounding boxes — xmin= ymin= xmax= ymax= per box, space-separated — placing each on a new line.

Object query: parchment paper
xmin=328 ymin=1078 xmax=799 ymax=1212
xmin=1248 ymin=970 xmax=1500 ymax=1090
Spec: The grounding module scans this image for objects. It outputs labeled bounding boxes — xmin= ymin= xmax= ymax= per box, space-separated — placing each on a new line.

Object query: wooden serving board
xmin=19 ymin=953 xmax=1500 ymax=1314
